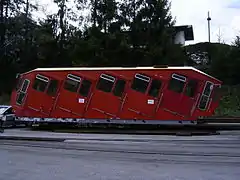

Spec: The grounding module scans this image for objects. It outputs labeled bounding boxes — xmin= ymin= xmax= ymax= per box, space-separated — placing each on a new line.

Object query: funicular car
xmin=10 ymin=66 xmax=222 ymax=125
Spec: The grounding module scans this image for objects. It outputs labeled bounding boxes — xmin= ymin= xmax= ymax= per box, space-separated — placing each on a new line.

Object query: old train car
xmin=10 ymin=66 xmax=222 ymax=125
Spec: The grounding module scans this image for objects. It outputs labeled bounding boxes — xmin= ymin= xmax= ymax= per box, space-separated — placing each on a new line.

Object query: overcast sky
xmin=35 ymin=0 xmax=240 ymax=45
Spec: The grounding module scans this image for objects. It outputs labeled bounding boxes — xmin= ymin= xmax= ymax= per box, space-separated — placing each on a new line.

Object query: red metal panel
xmin=85 ymin=73 xmax=127 ymax=119
xmin=25 ymin=73 xmax=60 ymax=118
xmin=52 ymin=74 xmax=94 ymax=118
xmin=120 ymin=89 xmax=157 ymax=120
xmin=159 ymin=73 xmax=187 ymax=118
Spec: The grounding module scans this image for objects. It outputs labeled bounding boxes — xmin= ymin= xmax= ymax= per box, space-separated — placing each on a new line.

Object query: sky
xmin=34 ymin=0 xmax=240 ymax=45
xmin=171 ymin=0 xmax=240 ymax=45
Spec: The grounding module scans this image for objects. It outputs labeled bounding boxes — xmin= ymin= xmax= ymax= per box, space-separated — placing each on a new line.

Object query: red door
xmin=27 ymin=74 xmax=61 ymax=117
xmin=54 ymin=74 xmax=93 ymax=118
xmin=178 ymin=79 xmax=199 ymax=118
xmin=42 ymin=78 xmax=61 ymax=116
xmin=120 ymin=73 xmax=162 ymax=120
xmin=85 ymin=73 xmax=127 ymax=119
xmin=160 ymin=73 xmax=187 ymax=118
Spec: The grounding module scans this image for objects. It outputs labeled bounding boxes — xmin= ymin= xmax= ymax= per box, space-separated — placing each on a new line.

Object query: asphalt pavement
xmin=0 ymin=129 xmax=240 ymax=180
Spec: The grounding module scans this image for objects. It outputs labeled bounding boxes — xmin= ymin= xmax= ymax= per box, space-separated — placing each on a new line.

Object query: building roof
xmin=174 ymin=25 xmax=194 ymax=41
xmin=23 ymin=66 xmax=221 ymax=82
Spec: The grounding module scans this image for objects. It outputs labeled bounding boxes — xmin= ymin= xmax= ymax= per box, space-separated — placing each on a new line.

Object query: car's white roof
xmin=0 ymin=105 xmax=12 ymax=115
xmin=23 ymin=66 xmax=221 ymax=82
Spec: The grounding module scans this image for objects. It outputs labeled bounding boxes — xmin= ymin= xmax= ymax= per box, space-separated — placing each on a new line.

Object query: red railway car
xmin=10 ymin=66 xmax=222 ymax=125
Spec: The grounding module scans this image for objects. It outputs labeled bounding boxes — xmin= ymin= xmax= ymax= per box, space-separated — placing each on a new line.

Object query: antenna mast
xmin=207 ymin=11 xmax=211 ymax=43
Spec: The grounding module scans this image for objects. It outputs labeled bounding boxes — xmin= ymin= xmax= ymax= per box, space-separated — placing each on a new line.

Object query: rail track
xmin=5 ymin=116 xmax=238 ymax=136
xmin=3 ymin=114 xmax=240 ymax=136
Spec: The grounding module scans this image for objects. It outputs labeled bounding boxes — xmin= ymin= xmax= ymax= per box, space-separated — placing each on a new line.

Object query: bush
xmin=215 ymin=85 xmax=240 ymax=116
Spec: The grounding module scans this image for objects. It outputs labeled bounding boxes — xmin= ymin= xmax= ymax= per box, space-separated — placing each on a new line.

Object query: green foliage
xmin=215 ymin=85 xmax=240 ymax=117
xmin=185 ymin=42 xmax=240 ymax=85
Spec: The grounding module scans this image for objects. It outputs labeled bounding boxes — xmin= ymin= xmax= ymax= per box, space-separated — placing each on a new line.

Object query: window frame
xmin=32 ymin=74 xmax=49 ymax=93
xmin=131 ymin=73 xmax=151 ymax=94
xmin=168 ymin=73 xmax=187 ymax=93
xmin=96 ymin=73 xmax=116 ymax=93
xmin=63 ymin=74 xmax=81 ymax=93
xmin=16 ymin=79 xmax=30 ymax=106
xmin=172 ymin=73 xmax=187 ymax=82
xmin=198 ymin=81 xmax=214 ymax=110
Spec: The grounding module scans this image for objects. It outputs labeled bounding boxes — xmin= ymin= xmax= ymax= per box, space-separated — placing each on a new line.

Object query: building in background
xmin=173 ymin=25 xmax=194 ymax=46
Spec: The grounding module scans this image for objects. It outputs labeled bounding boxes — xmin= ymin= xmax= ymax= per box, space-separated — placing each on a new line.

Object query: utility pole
xmin=207 ymin=11 xmax=211 ymax=43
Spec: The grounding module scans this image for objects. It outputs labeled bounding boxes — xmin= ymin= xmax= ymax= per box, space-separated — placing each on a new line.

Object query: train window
xmin=21 ymin=79 xmax=30 ymax=93
xmin=198 ymin=95 xmax=209 ymax=110
xmin=113 ymin=79 xmax=126 ymax=97
xmin=131 ymin=73 xmax=150 ymax=93
xmin=198 ymin=81 xmax=214 ymax=110
xmin=203 ymin=81 xmax=213 ymax=97
xmin=79 ymin=79 xmax=92 ymax=97
xmin=46 ymin=79 xmax=59 ymax=96
xmin=96 ymin=74 xmax=115 ymax=93
xmin=16 ymin=93 xmax=26 ymax=105
xmin=185 ymin=80 xmax=198 ymax=97
xmin=148 ymin=79 xmax=162 ymax=97
xmin=168 ymin=74 xmax=186 ymax=93
xmin=16 ymin=79 xmax=30 ymax=105
xmin=64 ymin=74 xmax=81 ymax=93
xmin=33 ymin=74 xmax=49 ymax=92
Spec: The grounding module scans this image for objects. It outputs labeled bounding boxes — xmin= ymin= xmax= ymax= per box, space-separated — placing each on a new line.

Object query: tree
xmin=233 ymin=35 xmax=240 ymax=48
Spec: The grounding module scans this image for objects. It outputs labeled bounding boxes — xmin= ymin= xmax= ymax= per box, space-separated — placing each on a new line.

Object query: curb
xmin=0 ymin=136 xmax=66 ymax=142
